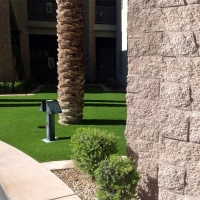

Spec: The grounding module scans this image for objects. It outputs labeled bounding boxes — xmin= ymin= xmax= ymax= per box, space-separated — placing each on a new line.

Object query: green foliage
xmin=14 ymin=82 xmax=24 ymax=93
xmin=0 ymin=78 xmax=34 ymax=94
xmin=108 ymin=77 xmax=118 ymax=89
xmin=6 ymin=82 xmax=13 ymax=93
xmin=70 ymin=128 xmax=118 ymax=177
xmin=95 ymin=155 xmax=140 ymax=200
xmin=0 ymin=82 xmax=6 ymax=93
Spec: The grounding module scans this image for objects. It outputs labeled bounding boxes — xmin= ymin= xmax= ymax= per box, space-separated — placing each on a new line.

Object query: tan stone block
xmin=160 ymin=82 xmax=191 ymax=110
xmin=127 ymin=97 xmax=160 ymax=122
xmin=185 ymin=142 xmax=200 ymax=171
xmin=138 ymin=161 xmax=158 ymax=179
xmin=160 ymin=32 xmax=198 ymax=57
xmin=185 ymin=170 xmax=200 ymax=196
xmin=159 ymin=138 xmax=187 ymax=167
xmin=191 ymin=86 xmax=200 ymax=111
xmin=162 ymin=57 xmax=190 ymax=84
xmin=162 ymin=7 xmax=189 ymax=32
xmin=128 ymin=57 xmax=141 ymax=75
xmin=128 ymin=32 xmax=163 ymax=56
xmin=187 ymin=57 xmax=200 ymax=86
xmin=128 ymin=11 xmax=145 ymax=38
xmin=190 ymin=113 xmax=200 ymax=143
xmin=159 ymin=188 xmax=198 ymax=200
xmin=127 ymin=75 xmax=160 ymax=100
xmin=142 ymin=0 xmax=158 ymax=8
xmin=158 ymin=0 xmax=186 ymax=7
xmin=137 ymin=162 xmax=159 ymax=200
xmin=144 ymin=8 xmax=165 ymax=32
xmin=125 ymin=125 xmax=142 ymax=141
xmin=158 ymin=164 xmax=185 ymax=194
xmin=160 ymin=108 xmax=190 ymax=141
xmin=128 ymin=56 xmax=162 ymax=78
xmin=187 ymin=0 xmax=200 ymax=3
xmin=125 ymin=123 xmax=159 ymax=142
xmin=128 ymin=140 xmax=159 ymax=164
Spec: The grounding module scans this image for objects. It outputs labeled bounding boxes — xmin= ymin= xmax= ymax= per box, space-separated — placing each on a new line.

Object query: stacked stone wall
xmin=0 ymin=0 xmax=14 ymax=82
xmin=126 ymin=0 xmax=200 ymax=199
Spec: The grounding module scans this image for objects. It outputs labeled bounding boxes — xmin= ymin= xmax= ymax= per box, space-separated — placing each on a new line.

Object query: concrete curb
xmin=0 ymin=141 xmax=81 ymax=200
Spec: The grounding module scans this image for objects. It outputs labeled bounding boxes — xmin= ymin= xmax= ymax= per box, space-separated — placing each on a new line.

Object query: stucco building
xmin=0 ymin=0 xmax=127 ymax=87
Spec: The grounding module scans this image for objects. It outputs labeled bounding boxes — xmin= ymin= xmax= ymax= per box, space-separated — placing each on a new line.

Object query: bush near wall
xmin=0 ymin=78 xmax=35 ymax=94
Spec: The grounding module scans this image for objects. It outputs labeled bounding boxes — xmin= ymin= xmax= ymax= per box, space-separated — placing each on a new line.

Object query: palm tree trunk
xmin=56 ymin=0 xmax=84 ymax=125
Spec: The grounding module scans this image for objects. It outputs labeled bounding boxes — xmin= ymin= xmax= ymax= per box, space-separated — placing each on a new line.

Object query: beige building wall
xmin=126 ymin=1 xmax=200 ymax=199
xmin=0 ymin=0 xmax=14 ymax=82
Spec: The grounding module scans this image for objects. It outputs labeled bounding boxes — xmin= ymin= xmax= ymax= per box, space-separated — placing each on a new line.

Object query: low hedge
xmin=0 ymin=78 xmax=34 ymax=94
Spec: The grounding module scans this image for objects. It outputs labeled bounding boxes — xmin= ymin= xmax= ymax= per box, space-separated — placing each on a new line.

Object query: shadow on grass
xmin=84 ymin=103 xmax=126 ymax=107
xmin=56 ymin=136 xmax=71 ymax=140
xmin=0 ymin=103 xmax=41 ymax=107
xmin=81 ymin=119 xmax=126 ymax=125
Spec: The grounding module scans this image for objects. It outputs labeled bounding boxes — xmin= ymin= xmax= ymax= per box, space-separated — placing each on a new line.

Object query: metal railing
xmin=95 ymin=6 xmax=116 ymax=25
xmin=27 ymin=1 xmax=57 ymax=21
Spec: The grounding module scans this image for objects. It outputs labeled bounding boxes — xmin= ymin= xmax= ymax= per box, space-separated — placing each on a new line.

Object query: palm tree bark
xmin=56 ymin=0 xmax=84 ymax=125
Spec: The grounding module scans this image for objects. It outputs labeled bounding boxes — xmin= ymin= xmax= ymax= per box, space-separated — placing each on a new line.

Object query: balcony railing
xmin=27 ymin=1 xmax=57 ymax=22
xmin=95 ymin=6 xmax=116 ymax=25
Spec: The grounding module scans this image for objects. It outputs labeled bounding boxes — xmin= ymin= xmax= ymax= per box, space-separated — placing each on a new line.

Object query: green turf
xmin=0 ymin=85 xmax=126 ymax=162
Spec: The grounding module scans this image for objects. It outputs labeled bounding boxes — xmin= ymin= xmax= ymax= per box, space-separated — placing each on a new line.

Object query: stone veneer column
xmin=0 ymin=0 xmax=14 ymax=82
xmin=126 ymin=0 xmax=200 ymax=199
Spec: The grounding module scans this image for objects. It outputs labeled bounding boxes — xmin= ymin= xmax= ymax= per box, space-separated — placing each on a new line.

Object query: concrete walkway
xmin=0 ymin=141 xmax=80 ymax=200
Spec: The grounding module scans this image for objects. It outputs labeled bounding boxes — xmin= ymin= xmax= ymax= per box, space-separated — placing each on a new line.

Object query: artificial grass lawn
xmin=0 ymin=85 xmax=126 ymax=162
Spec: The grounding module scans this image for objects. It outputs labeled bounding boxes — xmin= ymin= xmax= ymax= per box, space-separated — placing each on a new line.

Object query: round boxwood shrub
xmin=95 ymin=154 xmax=140 ymax=200
xmin=70 ymin=128 xmax=118 ymax=177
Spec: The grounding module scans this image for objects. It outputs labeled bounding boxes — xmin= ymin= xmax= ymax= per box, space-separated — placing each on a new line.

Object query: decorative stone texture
xmin=126 ymin=96 xmax=160 ymax=124
xmin=160 ymin=108 xmax=190 ymax=141
xmin=162 ymin=7 xmax=187 ymax=32
xmin=158 ymin=164 xmax=185 ymax=194
xmin=159 ymin=188 xmax=199 ymax=200
xmin=128 ymin=11 xmax=144 ymax=38
xmin=128 ymin=56 xmax=162 ymax=79
xmin=160 ymin=82 xmax=191 ymax=110
xmin=125 ymin=123 xmax=159 ymax=143
xmin=162 ymin=57 xmax=190 ymax=84
xmin=185 ymin=170 xmax=200 ymax=196
xmin=187 ymin=0 xmax=200 ymax=3
xmin=144 ymin=8 xmax=165 ymax=32
xmin=128 ymin=32 xmax=163 ymax=56
xmin=142 ymin=0 xmax=158 ymax=8
xmin=185 ymin=142 xmax=200 ymax=171
xmin=159 ymin=138 xmax=187 ymax=167
xmin=127 ymin=0 xmax=200 ymax=199
xmin=158 ymin=0 xmax=186 ymax=7
xmin=160 ymin=32 xmax=198 ymax=57
xmin=127 ymin=75 xmax=160 ymax=100
xmin=128 ymin=140 xmax=159 ymax=163
xmin=187 ymin=57 xmax=200 ymax=86
xmin=190 ymin=113 xmax=200 ymax=143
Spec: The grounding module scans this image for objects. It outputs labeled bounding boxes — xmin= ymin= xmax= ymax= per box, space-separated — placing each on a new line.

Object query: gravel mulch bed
xmin=52 ymin=168 xmax=97 ymax=200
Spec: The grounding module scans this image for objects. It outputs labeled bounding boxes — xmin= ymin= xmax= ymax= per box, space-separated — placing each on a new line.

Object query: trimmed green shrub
xmin=70 ymin=128 xmax=118 ymax=177
xmin=95 ymin=155 xmax=140 ymax=200
xmin=0 ymin=82 xmax=6 ymax=94
xmin=6 ymin=82 xmax=13 ymax=93
xmin=14 ymin=82 xmax=24 ymax=93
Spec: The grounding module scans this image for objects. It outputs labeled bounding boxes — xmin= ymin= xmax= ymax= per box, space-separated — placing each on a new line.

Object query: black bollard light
xmin=39 ymin=100 xmax=62 ymax=143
